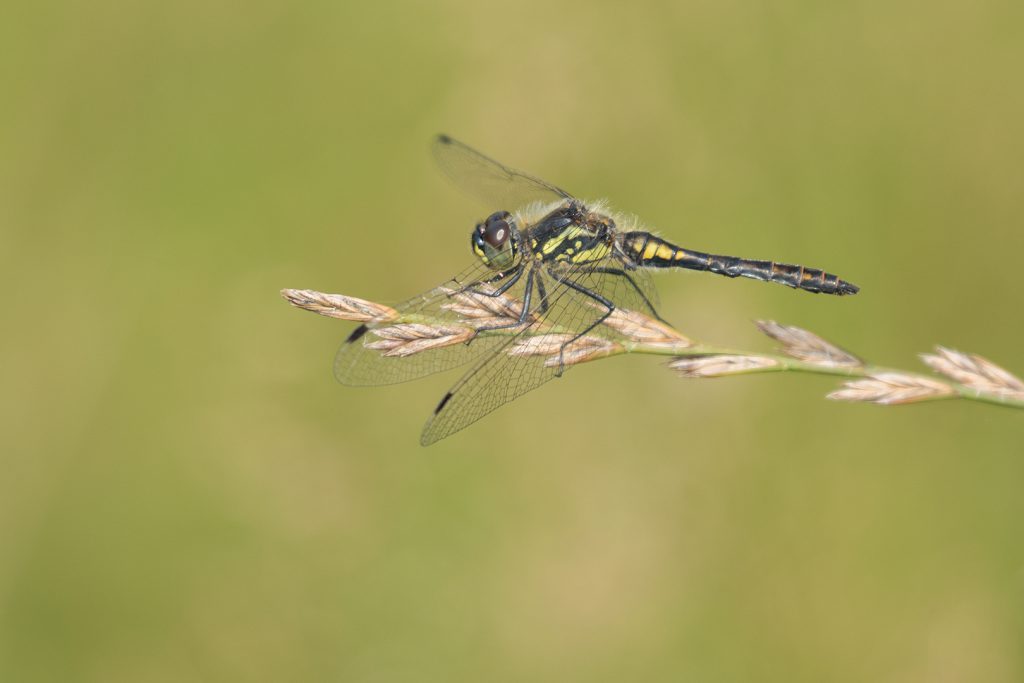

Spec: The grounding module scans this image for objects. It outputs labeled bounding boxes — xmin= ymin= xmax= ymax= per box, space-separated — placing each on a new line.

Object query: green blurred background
xmin=3 ymin=0 xmax=1024 ymax=680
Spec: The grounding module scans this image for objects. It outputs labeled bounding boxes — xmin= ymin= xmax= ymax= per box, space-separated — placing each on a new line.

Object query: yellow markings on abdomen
xmin=637 ymin=238 xmax=677 ymax=263
xmin=654 ymin=243 xmax=676 ymax=260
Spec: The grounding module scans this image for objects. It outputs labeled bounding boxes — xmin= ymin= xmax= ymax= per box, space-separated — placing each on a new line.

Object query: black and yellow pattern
xmin=620 ymin=232 xmax=859 ymax=295
xmin=335 ymin=135 xmax=860 ymax=446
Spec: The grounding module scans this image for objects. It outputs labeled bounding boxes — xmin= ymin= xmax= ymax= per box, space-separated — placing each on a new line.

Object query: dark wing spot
xmin=434 ymin=391 xmax=454 ymax=414
xmin=346 ymin=324 xmax=369 ymax=343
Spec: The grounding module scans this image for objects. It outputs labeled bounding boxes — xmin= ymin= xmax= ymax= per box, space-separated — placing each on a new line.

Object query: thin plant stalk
xmin=282 ymin=288 xmax=1024 ymax=412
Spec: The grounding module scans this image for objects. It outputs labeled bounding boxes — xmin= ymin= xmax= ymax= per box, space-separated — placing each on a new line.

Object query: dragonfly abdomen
xmin=621 ymin=232 xmax=859 ymax=295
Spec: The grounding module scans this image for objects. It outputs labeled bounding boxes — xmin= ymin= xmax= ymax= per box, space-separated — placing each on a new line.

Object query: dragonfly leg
xmin=545 ymin=266 xmax=615 ymax=376
xmin=534 ymin=271 xmax=551 ymax=315
xmin=461 ymin=263 xmax=524 ymax=298
xmin=486 ymin=265 xmax=526 ymax=297
xmin=575 ymin=265 xmax=665 ymax=322
xmin=473 ymin=266 xmax=536 ymax=333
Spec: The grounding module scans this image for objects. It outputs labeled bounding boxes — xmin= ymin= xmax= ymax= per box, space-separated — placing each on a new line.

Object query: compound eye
xmin=482 ymin=211 xmax=512 ymax=248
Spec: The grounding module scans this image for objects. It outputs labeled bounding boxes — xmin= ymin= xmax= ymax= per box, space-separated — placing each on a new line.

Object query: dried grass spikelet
xmin=507 ymin=333 xmax=622 ymax=367
xmin=756 ymin=320 xmax=861 ymax=368
xmin=920 ymin=347 xmax=1024 ymax=400
xmin=280 ymin=289 xmax=398 ymax=323
xmin=440 ymin=285 xmax=533 ymax=329
xmin=601 ymin=308 xmax=693 ymax=349
xmin=363 ymin=323 xmax=474 ymax=357
xmin=670 ymin=354 xmax=780 ymax=377
xmin=827 ymin=372 xmax=955 ymax=405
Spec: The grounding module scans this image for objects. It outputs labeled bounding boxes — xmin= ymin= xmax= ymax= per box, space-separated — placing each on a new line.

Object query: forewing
xmin=420 ymin=254 xmax=660 ymax=445
xmin=334 ymin=261 xmax=522 ymax=386
xmin=433 ymin=135 xmax=573 ymax=210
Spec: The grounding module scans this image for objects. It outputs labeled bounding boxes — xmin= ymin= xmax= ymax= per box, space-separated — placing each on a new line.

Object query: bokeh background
xmin=3 ymin=1 xmax=1024 ymax=680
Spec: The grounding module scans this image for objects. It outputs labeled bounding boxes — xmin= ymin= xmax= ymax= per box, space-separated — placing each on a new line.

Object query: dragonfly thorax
xmin=471 ymin=211 xmax=519 ymax=270
xmin=527 ymin=202 xmax=615 ymax=265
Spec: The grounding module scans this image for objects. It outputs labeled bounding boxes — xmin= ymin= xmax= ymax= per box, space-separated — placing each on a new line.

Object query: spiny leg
xmin=450 ymin=265 xmax=528 ymax=344
xmin=473 ymin=266 xmax=537 ymax=333
xmin=545 ymin=266 xmax=615 ymax=376
xmin=534 ymin=271 xmax=551 ymax=316
xmin=461 ymin=263 xmax=524 ymax=298
xmin=576 ymin=265 xmax=664 ymax=322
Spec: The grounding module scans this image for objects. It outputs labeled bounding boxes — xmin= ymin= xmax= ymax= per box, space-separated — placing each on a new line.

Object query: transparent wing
xmin=420 ymin=256 xmax=661 ymax=445
xmin=334 ymin=260 xmax=538 ymax=386
xmin=433 ymin=134 xmax=574 ymax=210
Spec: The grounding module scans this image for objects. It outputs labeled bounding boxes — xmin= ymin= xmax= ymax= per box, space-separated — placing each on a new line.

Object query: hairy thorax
xmin=516 ymin=199 xmax=641 ymax=267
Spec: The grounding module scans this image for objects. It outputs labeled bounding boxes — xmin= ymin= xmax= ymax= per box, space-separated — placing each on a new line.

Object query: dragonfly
xmin=334 ymin=135 xmax=859 ymax=445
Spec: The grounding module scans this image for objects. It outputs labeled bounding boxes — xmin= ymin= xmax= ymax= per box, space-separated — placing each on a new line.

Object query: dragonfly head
xmin=472 ymin=211 xmax=518 ymax=270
